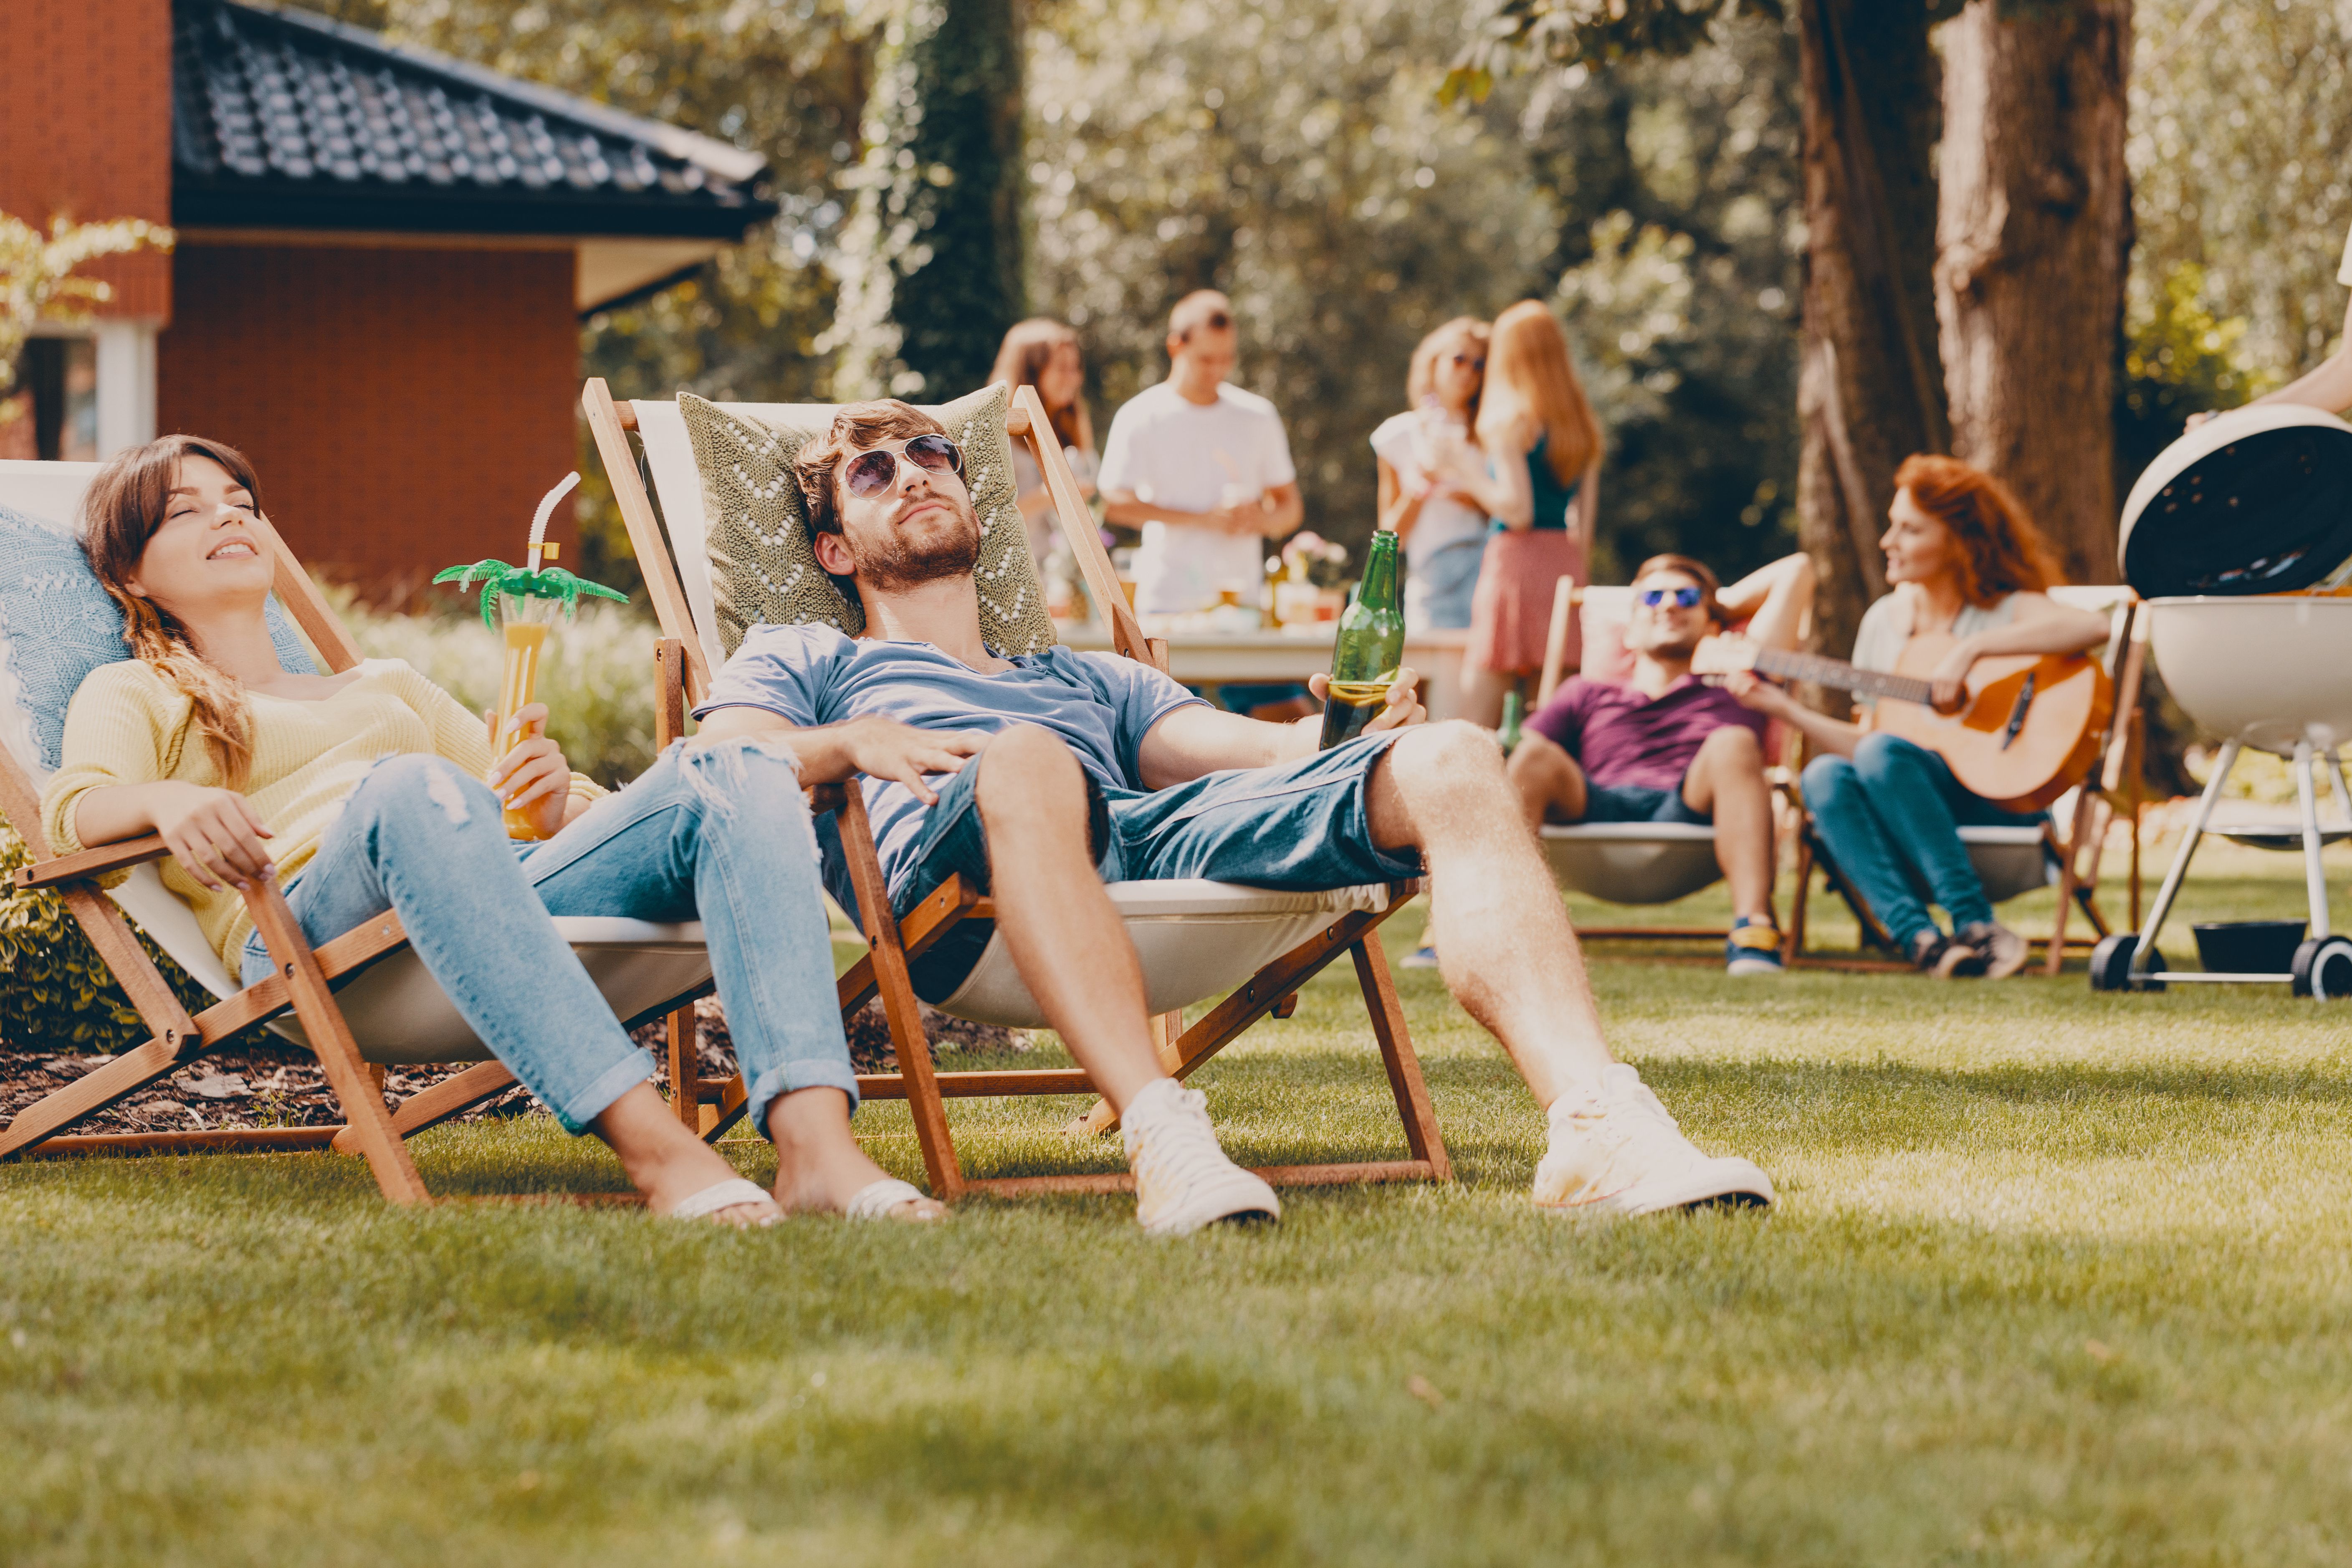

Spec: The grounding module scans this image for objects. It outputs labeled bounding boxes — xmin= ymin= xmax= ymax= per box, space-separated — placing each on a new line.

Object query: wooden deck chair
xmin=0 ymin=460 xmax=715 ymax=1199
xmin=1783 ymin=585 xmax=2147 ymax=970
xmin=1525 ymin=578 xmax=1789 ymax=946
xmin=580 ymin=378 xmax=1449 ymax=1201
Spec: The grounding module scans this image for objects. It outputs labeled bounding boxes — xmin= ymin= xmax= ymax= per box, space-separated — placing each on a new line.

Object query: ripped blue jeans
xmin=240 ymin=742 xmax=854 ymax=1136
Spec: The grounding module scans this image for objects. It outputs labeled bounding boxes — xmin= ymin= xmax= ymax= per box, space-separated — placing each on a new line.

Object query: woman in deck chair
xmin=40 ymin=435 xmax=941 ymax=1225
xmin=1733 ymin=455 xmax=2109 ymax=979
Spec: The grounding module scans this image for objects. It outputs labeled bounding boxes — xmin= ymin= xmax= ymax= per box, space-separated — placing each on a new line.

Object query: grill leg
xmin=2295 ymin=739 xmax=2330 ymax=941
xmin=2133 ymin=738 xmax=2238 ymax=973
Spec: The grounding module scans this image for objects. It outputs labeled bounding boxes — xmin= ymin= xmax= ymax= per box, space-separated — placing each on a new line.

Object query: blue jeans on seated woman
xmin=1800 ymin=731 xmax=2043 ymax=950
xmin=239 ymin=741 xmax=854 ymax=1138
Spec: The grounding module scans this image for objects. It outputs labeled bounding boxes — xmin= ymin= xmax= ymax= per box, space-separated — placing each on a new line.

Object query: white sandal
xmin=844 ymin=1177 xmax=941 ymax=1222
xmin=666 ymin=1177 xmax=783 ymax=1226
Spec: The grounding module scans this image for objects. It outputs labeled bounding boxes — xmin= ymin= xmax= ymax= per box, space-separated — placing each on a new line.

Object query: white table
xmin=1058 ymin=627 xmax=1471 ymax=721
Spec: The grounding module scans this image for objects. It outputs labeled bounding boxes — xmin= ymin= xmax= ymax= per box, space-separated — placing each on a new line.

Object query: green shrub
xmin=0 ymin=817 xmax=223 ymax=1055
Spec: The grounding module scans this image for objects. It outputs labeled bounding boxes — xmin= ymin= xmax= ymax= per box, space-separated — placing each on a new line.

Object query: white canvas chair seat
xmin=1950 ymin=825 xmax=2057 ymax=906
xmin=627 ymin=395 xmax=1392 ymax=1033
xmin=111 ymin=865 xmax=710 ymax=1064
xmin=1540 ymin=822 xmax=1722 ymax=906
xmin=941 ymin=880 xmax=1395 ymax=1027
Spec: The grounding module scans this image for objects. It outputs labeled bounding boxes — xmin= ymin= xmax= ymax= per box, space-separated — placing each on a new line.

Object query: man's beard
xmin=851 ymin=506 xmax=982 ymax=592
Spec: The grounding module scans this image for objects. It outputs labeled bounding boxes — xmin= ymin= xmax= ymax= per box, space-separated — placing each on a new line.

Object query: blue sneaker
xmin=1725 ymin=916 xmax=1785 ymax=976
xmin=1399 ymin=945 xmax=1441 ymax=969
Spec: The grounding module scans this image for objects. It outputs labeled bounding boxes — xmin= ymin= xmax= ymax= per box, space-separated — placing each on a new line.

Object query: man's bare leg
xmin=1679 ymin=726 xmax=1775 ymax=923
xmin=1368 ymin=721 xmax=1778 ymax=1211
xmin=1370 ymin=722 xmax=1613 ymax=1107
xmin=1505 ymin=732 xmax=1588 ymax=830
xmin=969 ymin=724 xmax=1162 ymax=1115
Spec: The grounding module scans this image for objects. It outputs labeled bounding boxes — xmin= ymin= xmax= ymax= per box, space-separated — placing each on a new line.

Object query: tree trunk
xmin=1935 ymin=0 xmax=2132 ymax=584
xmin=1795 ymin=0 xmax=1949 ymax=663
xmin=832 ymin=0 xmax=1026 ymax=400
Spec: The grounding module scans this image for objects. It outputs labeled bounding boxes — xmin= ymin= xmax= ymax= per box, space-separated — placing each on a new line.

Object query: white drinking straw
xmin=527 ymin=471 xmax=581 ymax=575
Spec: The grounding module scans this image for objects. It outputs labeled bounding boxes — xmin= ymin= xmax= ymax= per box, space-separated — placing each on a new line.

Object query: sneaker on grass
xmin=1533 ymin=1064 xmax=1775 ymax=1216
xmin=1123 ymin=1079 xmax=1282 ymax=1236
xmin=1399 ymin=945 xmax=1441 ymax=969
xmin=1724 ymin=915 xmax=1785 ymax=976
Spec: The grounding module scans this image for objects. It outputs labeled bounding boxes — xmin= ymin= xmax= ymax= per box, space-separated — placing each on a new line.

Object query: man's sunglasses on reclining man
xmin=844 ymin=433 xmax=964 ymax=498
xmin=1636 ymin=586 xmax=1705 ymax=609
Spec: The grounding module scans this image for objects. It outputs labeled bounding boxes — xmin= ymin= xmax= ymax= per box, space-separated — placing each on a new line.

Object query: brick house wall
xmin=157 ymin=242 xmax=580 ymax=594
xmin=0 ymin=0 xmax=174 ymax=321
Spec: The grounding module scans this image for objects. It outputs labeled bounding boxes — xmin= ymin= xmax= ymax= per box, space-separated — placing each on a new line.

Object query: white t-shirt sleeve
xmin=1259 ymin=405 xmax=1298 ymax=489
xmin=1096 ymin=401 xmax=1143 ymax=498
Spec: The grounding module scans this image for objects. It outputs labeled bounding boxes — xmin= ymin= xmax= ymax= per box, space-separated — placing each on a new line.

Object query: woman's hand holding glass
xmin=486 ymin=701 xmax=574 ymax=840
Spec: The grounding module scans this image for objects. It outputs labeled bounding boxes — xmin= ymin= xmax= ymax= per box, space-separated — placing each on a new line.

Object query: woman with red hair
xmin=1734 ymin=455 xmax=2110 ymax=977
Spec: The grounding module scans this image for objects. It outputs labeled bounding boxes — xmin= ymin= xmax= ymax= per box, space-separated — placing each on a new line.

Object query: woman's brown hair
xmin=1405 ymin=317 xmax=1490 ymax=425
xmin=79 ymin=434 xmax=262 ymax=788
xmin=1892 ymin=453 xmax=2065 ymax=607
xmin=1476 ymin=300 xmax=1603 ymax=487
xmin=989 ymin=317 xmax=1094 ymax=456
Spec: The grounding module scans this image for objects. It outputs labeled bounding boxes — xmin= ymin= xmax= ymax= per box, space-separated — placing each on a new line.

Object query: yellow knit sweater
xmin=40 ymin=658 xmax=605 ymax=973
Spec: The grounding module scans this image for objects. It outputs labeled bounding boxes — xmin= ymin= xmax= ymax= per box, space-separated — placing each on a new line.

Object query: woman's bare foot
xmin=769 ymin=1087 xmax=947 ymax=1221
xmin=593 ymin=1082 xmax=779 ymax=1225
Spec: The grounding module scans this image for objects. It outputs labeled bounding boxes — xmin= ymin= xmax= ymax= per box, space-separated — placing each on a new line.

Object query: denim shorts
xmin=1405 ymin=534 xmax=1483 ymax=633
xmin=891 ymin=731 xmax=1424 ymax=1001
xmin=1579 ymin=774 xmax=1712 ymax=827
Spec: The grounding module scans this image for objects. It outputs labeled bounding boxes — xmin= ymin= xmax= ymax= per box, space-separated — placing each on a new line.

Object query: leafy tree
xmin=831 ymin=0 xmax=1028 ymax=400
xmin=1025 ymin=0 xmax=1557 ymax=554
xmin=2128 ymin=0 xmax=2352 ymax=392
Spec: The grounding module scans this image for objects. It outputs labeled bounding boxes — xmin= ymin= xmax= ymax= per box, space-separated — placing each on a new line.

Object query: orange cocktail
xmin=491 ymin=605 xmax=554 ymax=840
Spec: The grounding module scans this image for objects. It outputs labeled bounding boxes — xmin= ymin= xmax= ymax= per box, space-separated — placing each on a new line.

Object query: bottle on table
xmin=1318 ymin=529 xmax=1405 ymax=750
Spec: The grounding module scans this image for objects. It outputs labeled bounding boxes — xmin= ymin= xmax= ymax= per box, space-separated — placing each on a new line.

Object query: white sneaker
xmin=1123 ymin=1079 xmax=1281 ymax=1236
xmin=1952 ymin=921 xmax=2029 ymax=980
xmin=1533 ymin=1064 xmax=1775 ymax=1216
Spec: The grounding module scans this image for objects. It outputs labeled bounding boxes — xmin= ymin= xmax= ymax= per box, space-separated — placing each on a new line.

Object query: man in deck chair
xmin=692 ymin=401 xmax=1778 ymax=1232
xmin=1508 ymin=553 xmax=1813 ymax=976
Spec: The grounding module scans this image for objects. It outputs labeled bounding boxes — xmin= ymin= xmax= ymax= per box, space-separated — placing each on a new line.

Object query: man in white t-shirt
xmin=1099 ymin=291 xmax=1304 ymax=616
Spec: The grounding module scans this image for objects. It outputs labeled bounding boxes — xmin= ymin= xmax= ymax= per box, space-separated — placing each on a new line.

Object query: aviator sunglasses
xmin=844 ymin=433 xmax=964 ymax=498
xmin=1636 ymin=586 xmax=1705 ymax=609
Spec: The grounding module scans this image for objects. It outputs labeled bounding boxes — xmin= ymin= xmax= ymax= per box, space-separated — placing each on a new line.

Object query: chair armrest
xmin=14 ymin=834 xmax=172 ymax=890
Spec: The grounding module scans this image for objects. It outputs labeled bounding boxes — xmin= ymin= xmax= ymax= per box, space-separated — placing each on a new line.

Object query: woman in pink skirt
xmin=1453 ymin=301 xmax=1604 ymax=726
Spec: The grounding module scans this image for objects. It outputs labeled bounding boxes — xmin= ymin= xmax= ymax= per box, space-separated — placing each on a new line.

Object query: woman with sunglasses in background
xmin=44 ymin=435 xmax=943 ymax=1225
xmin=1441 ymin=301 xmax=1607 ymax=728
xmin=988 ymin=318 xmax=1098 ymax=572
xmin=1369 ymin=318 xmax=1492 ymax=637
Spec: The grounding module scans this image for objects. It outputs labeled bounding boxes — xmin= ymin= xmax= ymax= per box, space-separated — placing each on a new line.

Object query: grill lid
xmin=2118 ymin=404 xmax=2352 ymax=597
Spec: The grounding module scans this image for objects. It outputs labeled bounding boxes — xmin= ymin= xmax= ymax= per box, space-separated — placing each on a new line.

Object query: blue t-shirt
xmin=693 ymin=624 xmax=1205 ymax=910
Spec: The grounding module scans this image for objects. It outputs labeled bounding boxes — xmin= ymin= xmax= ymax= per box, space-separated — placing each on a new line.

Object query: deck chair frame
xmin=1783 ymin=589 xmax=2148 ymax=972
xmin=0 ymin=511 xmax=709 ymax=1199
xmin=582 ymin=377 xmax=1450 ymax=1201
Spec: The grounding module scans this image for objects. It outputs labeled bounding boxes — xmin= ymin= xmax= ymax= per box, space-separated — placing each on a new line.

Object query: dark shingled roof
xmin=170 ymin=0 xmax=777 ymax=239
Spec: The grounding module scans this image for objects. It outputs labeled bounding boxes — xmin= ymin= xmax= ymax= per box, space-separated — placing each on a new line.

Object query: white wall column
xmin=93 ymin=319 xmax=159 ymax=458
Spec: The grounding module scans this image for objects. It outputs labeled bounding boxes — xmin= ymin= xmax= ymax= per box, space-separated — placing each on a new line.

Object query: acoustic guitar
xmin=1691 ymin=630 xmax=2112 ymax=812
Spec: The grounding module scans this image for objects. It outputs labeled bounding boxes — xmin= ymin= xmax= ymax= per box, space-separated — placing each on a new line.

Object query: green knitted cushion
xmin=677 ymin=383 xmax=1055 ymax=658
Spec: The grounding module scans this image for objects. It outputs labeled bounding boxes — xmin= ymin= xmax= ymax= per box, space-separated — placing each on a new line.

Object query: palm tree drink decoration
xmin=432 ymin=471 xmax=627 ymax=839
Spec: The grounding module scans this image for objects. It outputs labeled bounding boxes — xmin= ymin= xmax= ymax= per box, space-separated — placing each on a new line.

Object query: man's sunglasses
xmin=843 ymin=433 xmax=963 ymax=498
xmin=1636 ymin=586 xmax=1705 ymax=609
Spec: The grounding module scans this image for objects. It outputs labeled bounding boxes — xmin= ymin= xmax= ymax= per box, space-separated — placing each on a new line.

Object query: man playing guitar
xmin=1731 ymin=456 xmax=2110 ymax=978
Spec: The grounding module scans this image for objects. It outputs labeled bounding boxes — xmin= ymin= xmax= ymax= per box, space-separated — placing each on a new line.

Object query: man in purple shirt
xmin=1509 ymin=552 xmax=1813 ymax=975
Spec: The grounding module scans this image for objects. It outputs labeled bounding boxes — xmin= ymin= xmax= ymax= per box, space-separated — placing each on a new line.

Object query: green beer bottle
xmin=1498 ymin=689 xmax=1524 ymax=755
xmin=1318 ymin=529 xmax=1405 ymax=749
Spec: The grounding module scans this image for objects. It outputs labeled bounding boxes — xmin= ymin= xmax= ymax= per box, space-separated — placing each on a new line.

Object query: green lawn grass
xmin=5 ymin=842 xmax=2350 ymax=1565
